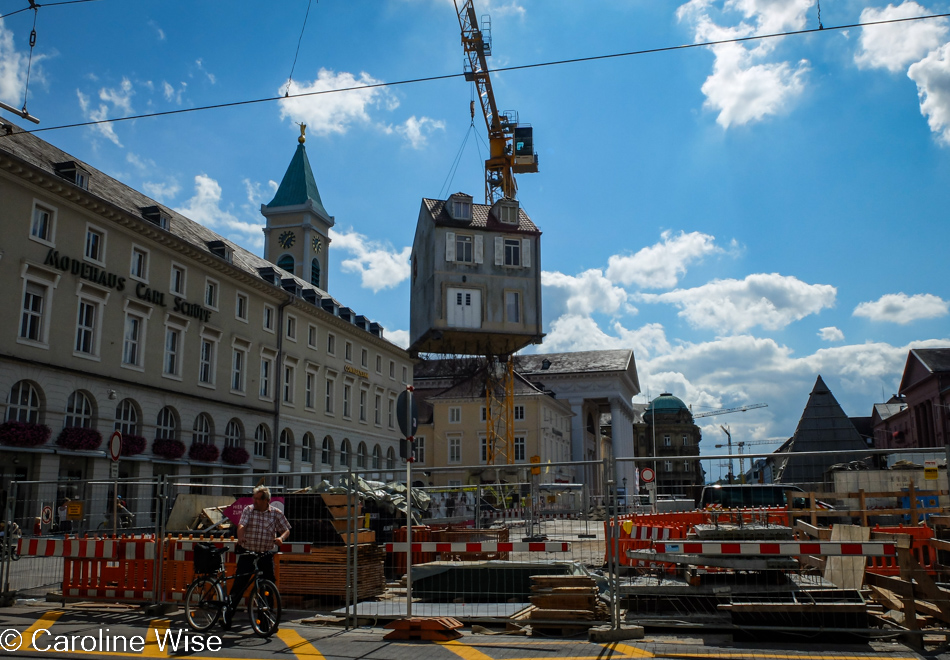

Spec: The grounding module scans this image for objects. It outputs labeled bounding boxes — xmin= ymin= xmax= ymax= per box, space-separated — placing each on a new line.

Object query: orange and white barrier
xmin=385 ymin=541 xmax=570 ymax=553
xmin=643 ymin=541 xmax=896 ymax=556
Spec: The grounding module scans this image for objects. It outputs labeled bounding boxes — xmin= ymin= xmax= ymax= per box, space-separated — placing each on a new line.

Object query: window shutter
xmin=474 ymin=235 xmax=484 ymax=264
xmin=445 ymin=232 xmax=456 ymax=262
xmin=522 ymin=238 xmax=531 ymax=268
xmin=494 ymin=237 xmax=504 ymax=266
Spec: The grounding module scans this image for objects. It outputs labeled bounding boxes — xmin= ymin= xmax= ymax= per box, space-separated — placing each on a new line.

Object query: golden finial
xmin=298 ymin=123 xmax=307 ymax=144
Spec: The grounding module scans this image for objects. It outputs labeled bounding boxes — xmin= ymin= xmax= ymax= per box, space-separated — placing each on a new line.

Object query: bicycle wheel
xmin=248 ymin=579 xmax=281 ymax=637
xmin=184 ymin=577 xmax=223 ymax=632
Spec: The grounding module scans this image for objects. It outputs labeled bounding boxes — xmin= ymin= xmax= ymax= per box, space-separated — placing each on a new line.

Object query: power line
xmin=286 ymin=0 xmax=314 ymax=94
xmin=5 ymin=11 xmax=950 ymax=137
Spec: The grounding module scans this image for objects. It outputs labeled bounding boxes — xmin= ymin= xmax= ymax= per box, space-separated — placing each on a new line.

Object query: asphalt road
xmin=0 ymin=603 xmax=928 ymax=660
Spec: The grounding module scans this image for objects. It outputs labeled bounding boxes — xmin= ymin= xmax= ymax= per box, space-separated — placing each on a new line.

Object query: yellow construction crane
xmin=455 ymin=0 xmax=538 ymax=204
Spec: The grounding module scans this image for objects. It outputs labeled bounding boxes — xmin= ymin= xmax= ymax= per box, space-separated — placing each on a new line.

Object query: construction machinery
xmin=455 ymin=0 xmax=539 ymax=204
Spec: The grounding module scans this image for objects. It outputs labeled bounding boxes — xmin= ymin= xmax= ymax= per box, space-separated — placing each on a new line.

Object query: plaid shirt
xmin=238 ymin=504 xmax=291 ymax=553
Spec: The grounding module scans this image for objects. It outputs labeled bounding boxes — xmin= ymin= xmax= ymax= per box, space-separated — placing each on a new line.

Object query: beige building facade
xmin=0 ymin=122 xmax=412 ymax=519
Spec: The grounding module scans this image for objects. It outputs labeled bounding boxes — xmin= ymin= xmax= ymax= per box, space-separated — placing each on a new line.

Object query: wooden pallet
xmin=384 ymin=617 xmax=463 ymax=641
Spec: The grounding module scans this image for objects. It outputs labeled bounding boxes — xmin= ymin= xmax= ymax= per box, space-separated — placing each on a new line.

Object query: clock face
xmin=278 ymin=230 xmax=295 ymax=249
xmin=312 ymin=236 xmax=322 ymax=253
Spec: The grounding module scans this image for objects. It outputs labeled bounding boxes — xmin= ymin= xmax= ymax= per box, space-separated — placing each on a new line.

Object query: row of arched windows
xmin=4 ymin=380 xmax=395 ymax=469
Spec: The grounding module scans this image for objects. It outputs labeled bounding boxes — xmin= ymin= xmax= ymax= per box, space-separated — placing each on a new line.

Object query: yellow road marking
xmin=601 ymin=642 xmax=655 ymax=658
xmin=141 ymin=619 xmax=170 ymax=658
xmin=276 ymin=629 xmax=327 ymax=660
xmin=21 ymin=610 xmax=64 ymax=651
xmin=438 ymin=639 xmax=497 ymax=660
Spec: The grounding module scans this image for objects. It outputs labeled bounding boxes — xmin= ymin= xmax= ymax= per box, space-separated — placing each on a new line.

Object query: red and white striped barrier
xmin=537 ymin=512 xmax=580 ymax=520
xmin=643 ymin=541 xmax=896 ymax=556
xmin=64 ymin=587 xmax=154 ymax=600
xmin=171 ymin=539 xmax=311 ymax=562
xmin=631 ymin=526 xmax=673 ymax=541
xmin=17 ymin=536 xmax=157 ymax=559
xmin=385 ymin=542 xmax=570 ymax=553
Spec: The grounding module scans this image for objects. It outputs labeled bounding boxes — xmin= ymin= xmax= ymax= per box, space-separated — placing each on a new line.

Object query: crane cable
xmin=438 ymin=88 xmax=478 ymax=198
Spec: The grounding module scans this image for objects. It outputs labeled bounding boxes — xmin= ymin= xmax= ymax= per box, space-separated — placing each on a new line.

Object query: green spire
xmin=266 ymin=142 xmax=329 ymax=218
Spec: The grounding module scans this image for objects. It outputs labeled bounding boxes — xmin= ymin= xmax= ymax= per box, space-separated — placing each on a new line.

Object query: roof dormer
xmin=206 ymin=240 xmax=233 ymax=263
xmin=447 ymin=192 xmax=473 ymax=222
xmin=140 ymin=205 xmax=171 ymax=230
xmin=54 ymin=161 xmax=91 ymax=190
xmin=491 ymin=197 xmax=519 ymax=225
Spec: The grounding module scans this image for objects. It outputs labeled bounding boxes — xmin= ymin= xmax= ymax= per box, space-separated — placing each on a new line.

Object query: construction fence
xmin=0 ymin=448 xmax=948 ymax=646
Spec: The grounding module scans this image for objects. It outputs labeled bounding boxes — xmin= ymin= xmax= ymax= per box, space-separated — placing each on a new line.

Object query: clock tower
xmin=261 ymin=125 xmax=333 ymax=291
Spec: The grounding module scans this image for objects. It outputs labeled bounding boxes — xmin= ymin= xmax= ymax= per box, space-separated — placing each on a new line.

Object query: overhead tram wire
xmin=1 ymin=0 xmax=102 ymax=19
xmin=4 ymin=11 xmax=950 ymax=138
xmin=285 ymin=0 xmax=314 ymax=96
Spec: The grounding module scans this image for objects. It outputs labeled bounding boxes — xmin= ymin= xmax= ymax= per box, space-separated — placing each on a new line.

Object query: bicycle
xmin=184 ymin=544 xmax=281 ymax=637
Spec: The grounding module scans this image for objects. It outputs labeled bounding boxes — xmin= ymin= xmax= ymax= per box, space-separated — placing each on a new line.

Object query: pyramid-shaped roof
xmin=266 ymin=142 xmax=330 ymax=218
xmin=775 ymin=375 xmax=870 ymax=485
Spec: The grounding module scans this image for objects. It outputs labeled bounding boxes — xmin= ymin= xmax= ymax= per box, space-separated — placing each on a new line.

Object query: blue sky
xmin=2 ymin=0 xmax=949 ymax=457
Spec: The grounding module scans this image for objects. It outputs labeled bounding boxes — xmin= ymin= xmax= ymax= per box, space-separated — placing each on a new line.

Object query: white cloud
xmin=385 ymin=329 xmax=410 ymax=349
xmin=853 ymin=292 xmax=950 ymax=324
xmin=279 ymin=69 xmax=397 ymax=136
xmin=639 ymin=273 xmax=837 ymax=333
xmin=329 ymin=228 xmax=411 ymax=293
xmin=77 ymin=90 xmax=122 ymax=147
xmin=908 ymin=42 xmax=950 ymax=144
xmin=148 ymin=19 xmax=165 ymax=41
xmin=606 ymin=230 xmax=722 ymax=289
xmin=542 ymin=269 xmax=630 ymax=317
xmin=676 ymin=0 xmax=811 ymax=127
xmin=0 ymin=18 xmax=39 ymax=106
xmin=99 ymin=77 xmax=134 ymax=114
xmin=175 ymin=175 xmax=263 ymax=244
xmin=163 ymin=81 xmax=186 ymax=104
xmin=395 ymin=115 xmax=446 ymax=149
xmin=855 ymin=2 xmax=949 ymax=73
xmin=818 ymin=326 xmax=844 ymax=342
xmin=142 ymin=180 xmax=180 ymax=201
xmin=539 ymin=314 xmax=631 ymax=353
xmin=126 ymin=152 xmax=155 ymax=171
xmin=195 ymin=59 xmax=216 ymax=85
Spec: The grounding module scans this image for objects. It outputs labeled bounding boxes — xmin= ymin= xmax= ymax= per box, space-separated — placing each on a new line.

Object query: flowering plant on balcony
xmin=56 ymin=427 xmax=102 ymax=451
xmin=221 ymin=445 xmax=250 ymax=465
xmin=153 ymin=438 xmax=186 ymax=459
xmin=0 ymin=421 xmax=52 ymax=448
xmin=189 ymin=442 xmax=220 ymax=463
xmin=121 ymin=434 xmax=147 ymax=456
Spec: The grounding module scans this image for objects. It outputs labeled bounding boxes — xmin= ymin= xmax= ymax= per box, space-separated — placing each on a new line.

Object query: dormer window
xmin=492 ymin=198 xmax=519 ymax=225
xmin=447 ymin=193 xmax=473 ymax=221
xmin=207 ymin=240 xmax=233 ymax=263
xmin=54 ymin=161 xmax=91 ymax=190
xmin=141 ymin=205 xmax=170 ymax=230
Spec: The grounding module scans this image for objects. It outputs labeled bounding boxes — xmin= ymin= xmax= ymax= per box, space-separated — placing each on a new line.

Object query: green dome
xmin=643 ymin=392 xmax=689 ymax=421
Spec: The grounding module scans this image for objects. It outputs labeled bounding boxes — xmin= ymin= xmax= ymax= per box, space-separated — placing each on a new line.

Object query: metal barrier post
xmin=0 ymin=481 xmax=17 ymax=605
xmin=153 ymin=476 xmax=166 ymax=607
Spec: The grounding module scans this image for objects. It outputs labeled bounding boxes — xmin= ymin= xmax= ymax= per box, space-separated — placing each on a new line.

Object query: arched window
xmin=6 ymin=381 xmax=41 ymax=423
xmin=386 ymin=447 xmax=396 ymax=470
xmin=254 ymin=423 xmax=269 ymax=457
xmin=192 ymin=413 xmax=213 ymax=444
xmin=279 ymin=428 xmax=292 ymax=461
xmin=340 ymin=439 xmax=351 ymax=467
xmin=114 ymin=399 xmax=139 ymax=436
xmin=302 ymin=433 xmax=314 ymax=464
xmin=224 ymin=419 xmax=243 ymax=448
xmin=311 ymin=258 xmax=321 ymax=288
xmin=277 ymin=255 xmax=294 ymax=273
xmin=357 ymin=441 xmax=367 ymax=468
xmin=372 ymin=444 xmax=381 ymax=470
xmin=322 ymin=435 xmax=333 ymax=465
xmin=156 ymin=407 xmax=177 ymax=440
xmin=64 ymin=391 xmax=94 ymax=428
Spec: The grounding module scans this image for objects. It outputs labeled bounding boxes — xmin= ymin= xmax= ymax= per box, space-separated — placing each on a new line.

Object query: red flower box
xmin=222 ymin=446 xmax=250 ymax=465
xmin=189 ymin=442 xmax=220 ymax=462
xmin=56 ymin=427 xmax=103 ymax=451
xmin=0 ymin=421 xmax=52 ymax=448
xmin=153 ymin=438 xmax=186 ymax=459
xmin=121 ymin=434 xmax=147 ymax=456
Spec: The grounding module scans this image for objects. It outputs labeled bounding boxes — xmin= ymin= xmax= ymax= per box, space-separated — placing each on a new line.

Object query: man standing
xmin=226 ymin=486 xmax=290 ymax=621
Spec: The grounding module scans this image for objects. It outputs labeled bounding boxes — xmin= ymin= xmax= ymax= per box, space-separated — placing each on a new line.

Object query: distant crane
xmin=714 ymin=432 xmax=778 ymax=483
xmin=455 ymin=0 xmax=539 ymax=204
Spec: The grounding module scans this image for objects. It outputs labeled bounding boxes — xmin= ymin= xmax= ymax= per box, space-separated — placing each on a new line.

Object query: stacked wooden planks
xmin=526 ymin=575 xmax=608 ymax=629
xmin=277 ymin=543 xmax=385 ymax=598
